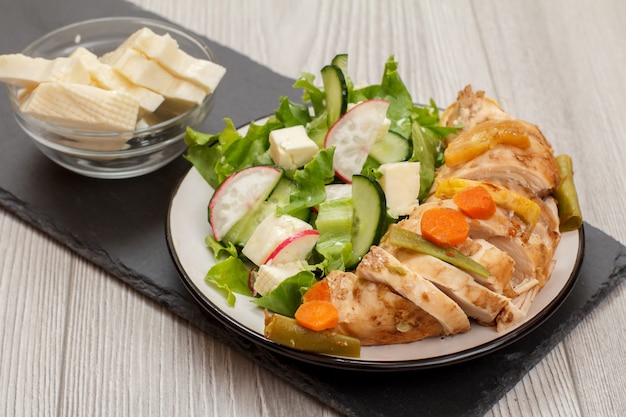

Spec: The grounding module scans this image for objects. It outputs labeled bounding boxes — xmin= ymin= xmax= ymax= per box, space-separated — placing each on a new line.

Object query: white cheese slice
xmin=114 ymin=27 xmax=226 ymax=93
xmin=100 ymin=47 xmax=206 ymax=106
xmin=378 ymin=161 xmax=421 ymax=217
xmin=242 ymin=213 xmax=314 ymax=266
xmin=0 ymin=54 xmax=91 ymax=88
xmin=253 ymin=261 xmax=306 ymax=296
xmin=20 ymin=81 xmax=140 ymax=132
xmin=70 ymin=47 xmax=164 ymax=113
xmin=269 ymin=125 xmax=319 ymax=170
xmin=324 ymin=183 xmax=352 ymax=201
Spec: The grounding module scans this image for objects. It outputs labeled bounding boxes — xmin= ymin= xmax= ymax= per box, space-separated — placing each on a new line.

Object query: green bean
xmin=554 ymin=154 xmax=583 ymax=232
xmin=385 ymin=225 xmax=491 ymax=278
xmin=264 ymin=312 xmax=361 ymax=358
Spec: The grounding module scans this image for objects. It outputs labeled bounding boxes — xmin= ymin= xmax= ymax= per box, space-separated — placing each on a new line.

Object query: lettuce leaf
xmin=376 ymin=56 xmax=415 ymax=139
xmin=252 ymin=271 xmax=318 ymax=317
xmin=293 ymin=72 xmax=325 ymax=115
xmin=205 ymin=235 xmax=239 ymax=259
xmin=204 ymin=256 xmax=252 ymax=306
xmin=185 ymin=116 xmax=282 ymax=188
xmin=277 ymin=147 xmax=335 ymax=216
xmin=275 ymin=96 xmax=312 ymax=127
xmin=411 ymin=121 xmax=441 ymax=201
xmin=184 ymin=127 xmax=223 ymax=189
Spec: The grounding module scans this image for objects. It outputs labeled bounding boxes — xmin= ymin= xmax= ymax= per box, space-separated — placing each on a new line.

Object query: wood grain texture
xmin=1 ymin=0 xmax=624 ymax=416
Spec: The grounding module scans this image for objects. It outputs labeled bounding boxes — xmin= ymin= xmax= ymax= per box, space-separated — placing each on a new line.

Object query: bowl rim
xmin=7 ymin=16 xmax=217 ymax=142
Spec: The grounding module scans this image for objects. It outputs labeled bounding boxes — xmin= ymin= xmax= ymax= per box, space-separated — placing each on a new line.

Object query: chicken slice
xmin=437 ymin=120 xmax=559 ymax=197
xmin=495 ymin=300 xmax=527 ymax=332
xmin=408 ymin=199 xmax=529 ymax=242
xmin=325 ymin=271 xmax=446 ymax=346
xmin=440 ymin=85 xmax=512 ymax=141
xmin=456 ymin=238 xmax=515 ymax=295
xmin=356 ymin=246 xmax=470 ymax=335
xmin=386 ymin=248 xmax=510 ymax=325
xmin=387 ymin=211 xmax=516 ymax=295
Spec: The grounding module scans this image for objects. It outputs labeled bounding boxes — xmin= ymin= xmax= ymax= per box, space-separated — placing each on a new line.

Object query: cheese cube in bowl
xmin=3 ymin=17 xmax=224 ymax=179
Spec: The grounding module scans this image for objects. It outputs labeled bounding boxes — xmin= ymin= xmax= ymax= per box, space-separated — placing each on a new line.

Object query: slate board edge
xmin=3 ymin=181 xmax=626 ymax=417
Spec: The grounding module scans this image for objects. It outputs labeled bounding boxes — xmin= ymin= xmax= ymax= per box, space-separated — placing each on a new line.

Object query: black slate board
xmin=1 ymin=1 xmax=625 ymax=416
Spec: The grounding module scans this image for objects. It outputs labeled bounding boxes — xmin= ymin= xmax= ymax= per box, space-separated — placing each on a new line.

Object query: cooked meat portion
xmin=409 ymin=199 xmax=529 ymax=242
xmin=529 ymin=196 xmax=561 ymax=286
xmin=325 ymin=271 xmax=446 ymax=346
xmin=440 ymin=85 xmax=512 ymax=139
xmin=386 ymin=209 xmax=516 ymax=295
xmin=320 ymin=86 xmax=564 ymax=347
xmin=495 ymin=300 xmax=527 ymax=332
xmin=384 ymin=248 xmax=510 ymax=325
xmin=402 ymin=199 xmax=541 ymax=298
xmin=437 ymin=119 xmax=559 ymax=197
xmin=456 ymin=238 xmax=515 ymax=295
xmin=487 ymin=235 xmax=540 ymax=297
xmin=355 ymin=246 xmax=470 ymax=335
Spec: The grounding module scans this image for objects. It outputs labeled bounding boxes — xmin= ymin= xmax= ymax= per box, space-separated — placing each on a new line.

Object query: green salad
xmin=183 ymin=54 xmax=456 ymax=317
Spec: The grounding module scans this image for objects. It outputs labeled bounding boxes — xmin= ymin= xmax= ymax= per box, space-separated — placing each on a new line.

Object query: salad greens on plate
xmin=183 ymin=54 xmax=456 ymax=314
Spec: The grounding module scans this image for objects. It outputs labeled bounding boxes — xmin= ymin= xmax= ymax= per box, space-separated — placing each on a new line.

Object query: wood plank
xmin=0 ymin=211 xmax=72 ymax=416
xmin=58 ymin=255 xmax=340 ymax=416
xmin=0 ymin=1 xmax=623 ymax=416
xmin=472 ymin=1 xmax=626 ymax=416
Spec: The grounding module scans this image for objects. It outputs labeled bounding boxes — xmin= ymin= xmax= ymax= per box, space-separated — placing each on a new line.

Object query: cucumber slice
xmin=321 ymin=64 xmax=348 ymax=126
xmin=267 ymin=177 xmax=294 ymax=205
xmin=314 ymin=196 xmax=353 ymax=272
xmin=222 ymin=201 xmax=277 ymax=246
xmin=315 ymin=197 xmax=353 ymax=232
xmin=330 ymin=53 xmax=355 ymax=94
xmin=369 ymin=130 xmax=412 ymax=164
xmin=267 ymin=177 xmax=311 ymax=222
xmin=348 ymin=174 xmax=387 ymax=268
xmin=331 ymin=54 xmax=349 ymax=74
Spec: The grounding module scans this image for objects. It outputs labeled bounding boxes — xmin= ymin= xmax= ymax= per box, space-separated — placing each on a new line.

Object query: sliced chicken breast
xmin=439 ymin=85 xmax=512 ymax=143
xmin=386 ymin=249 xmax=510 ymax=325
xmin=356 ymin=246 xmax=470 ymax=335
xmin=326 ymin=271 xmax=446 ymax=346
xmin=456 ymin=238 xmax=515 ymax=295
xmin=437 ymin=119 xmax=559 ymax=197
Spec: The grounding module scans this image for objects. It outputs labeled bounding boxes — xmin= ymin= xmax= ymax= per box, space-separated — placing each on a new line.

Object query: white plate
xmin=167 ymin=164 xmax=583 ymax=371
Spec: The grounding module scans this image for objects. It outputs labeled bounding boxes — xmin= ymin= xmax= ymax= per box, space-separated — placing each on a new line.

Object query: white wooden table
xmin=1 ymin=1 xmax=625 ymax=416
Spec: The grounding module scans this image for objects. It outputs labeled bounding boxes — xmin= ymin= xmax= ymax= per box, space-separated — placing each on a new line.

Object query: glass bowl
xmin=6 ymin=17 xmax=219 ymax=179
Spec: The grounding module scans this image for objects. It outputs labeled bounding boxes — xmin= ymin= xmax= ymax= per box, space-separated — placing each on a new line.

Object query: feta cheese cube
xmin=378 ymin=161 xmax=421 ymax=217
xmin=269 ymin=125 xmax=319 ymax=170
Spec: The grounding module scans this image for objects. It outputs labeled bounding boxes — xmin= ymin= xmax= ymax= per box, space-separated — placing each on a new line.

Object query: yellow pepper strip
xmin=435 ymin=177 xmax=541 ymax=228
xmin=444 ymin=120 xmax=531 ymax=167
xmin=554 ymin=154 xmax=582 ymax=232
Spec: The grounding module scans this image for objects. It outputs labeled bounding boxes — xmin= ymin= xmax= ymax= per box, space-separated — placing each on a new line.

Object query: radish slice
xmin=242 ymin=213 xmax=316 ymax=266
xmin=209 ymin=166 xmax=282 ymax=241
xmin=265 ymin=229 xmax=320 ymax=264
xmin=324 ymin=99 xmax=390 ymax=183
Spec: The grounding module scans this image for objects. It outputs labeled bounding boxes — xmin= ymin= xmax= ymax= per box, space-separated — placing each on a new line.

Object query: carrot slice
xmin=452 ymin=186 xmax=496 ymax=219
xmin=420 ymin=207 xmax=470 ymax=247
xmin=294 ymin=300 xmax=339 ymax=331
xmin=303 ymin=279 xmax=331 ymax=303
